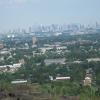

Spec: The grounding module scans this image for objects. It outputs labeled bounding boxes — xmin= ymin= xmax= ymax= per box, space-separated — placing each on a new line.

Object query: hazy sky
xmin=0 ymin=0 xmax=100 ymax=32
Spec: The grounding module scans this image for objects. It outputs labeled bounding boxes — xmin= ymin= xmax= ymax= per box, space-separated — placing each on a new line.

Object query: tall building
xmin=32 ymin=37 xmax=37 ymax=45
xmin=0 ymin=43 xmax=4 ymax=49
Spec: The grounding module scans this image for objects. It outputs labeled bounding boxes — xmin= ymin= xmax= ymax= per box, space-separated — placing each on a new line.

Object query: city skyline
xmin=0 ymin=0 xmax=100 ymax=32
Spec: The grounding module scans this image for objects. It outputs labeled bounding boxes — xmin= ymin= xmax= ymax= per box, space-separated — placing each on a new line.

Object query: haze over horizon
xmin=0 ymin=0 xmax=100 ymax=32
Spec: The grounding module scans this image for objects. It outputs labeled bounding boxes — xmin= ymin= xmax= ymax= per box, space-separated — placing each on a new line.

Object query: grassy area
xmin=0 ymin=82 xmax=100 ymax=100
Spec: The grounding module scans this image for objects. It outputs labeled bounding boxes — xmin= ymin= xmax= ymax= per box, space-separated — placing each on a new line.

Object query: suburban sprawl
xmin=0 ymin=24 xmax=100 ymax=100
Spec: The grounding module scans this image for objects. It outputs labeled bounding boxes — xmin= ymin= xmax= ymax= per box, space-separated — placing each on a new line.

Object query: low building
xmin=0 ymin=57 xmax=4 ymax=61
xmin=55 ymin=77 xmax=71 ymax=81
xmin=87 ymin=58 xmax=100 ymax=62
xmin=33 ymin=51 xmax=42 ymax=57
xmin=56 ymin=46 xmax=67 ymax=50
xmin=0 ymin=50 xmax=10 ymax=55
xmin=44 ymin=58 xmax=66 ymax=65
xmin=84 ymin=77 xmax=92 ymax=86
xmin=11 ymin=79 xmax=28 ymax=84
xmin=0 ymin=63 xmax=22 ymax=73
xmin=73 ymin=60 xmax=83 ymax=64
xmin=19 ymin=59 xmax=25 ymax=65
xmin=39 ymin=47 xmax=53 ymax=54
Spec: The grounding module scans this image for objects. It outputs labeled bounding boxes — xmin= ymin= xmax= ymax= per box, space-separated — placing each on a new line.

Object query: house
xmin=39 ymin=47 xmax=53 ymax=54
xmin=84 ymin=77 xmax=92 ymax=86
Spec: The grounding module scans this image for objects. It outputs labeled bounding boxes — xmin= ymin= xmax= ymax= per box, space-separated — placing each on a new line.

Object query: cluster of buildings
xmin=0 ymin=30 xmax=98 ymax=88
xmin=6 ymin=22 xmax=100 ymax=33
xmin=38 ymin=45 xmax=67 ymax=54
xmin=0 ymin=36 xmax=37 ymax=73
xmin=33 ymin=42 xmax=68 ymax=55
xmin=0 ymin=43 xmax=25 ymax=73
xmin=1 ymin=22 xmax=100 ymax=39
xmin=44 ymin=58 xmax=66 ymax=66
xmin=0 ymin=63 xmax=22 ymax=73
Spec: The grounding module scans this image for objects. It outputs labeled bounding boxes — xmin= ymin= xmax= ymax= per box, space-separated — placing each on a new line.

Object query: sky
xmin=0 ymin=0 xmax=100 ymax=32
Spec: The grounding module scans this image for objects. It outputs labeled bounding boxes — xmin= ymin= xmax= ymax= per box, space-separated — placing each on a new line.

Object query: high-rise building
xmin=32 ymin=37 xmax=37 ymax=45
xmin=0 ymin=43 xmax=4 ymax=49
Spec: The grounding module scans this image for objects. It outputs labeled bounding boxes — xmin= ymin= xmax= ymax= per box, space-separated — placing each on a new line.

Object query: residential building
xmin=84 ymin=77 xmax=92 ymax=86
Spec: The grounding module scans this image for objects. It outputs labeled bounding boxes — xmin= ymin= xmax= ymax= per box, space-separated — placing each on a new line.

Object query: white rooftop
xmin=11 ymin=80 xmax=28 ymax=84
xmin=56 ymin=77 xmax=70 ymax=80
